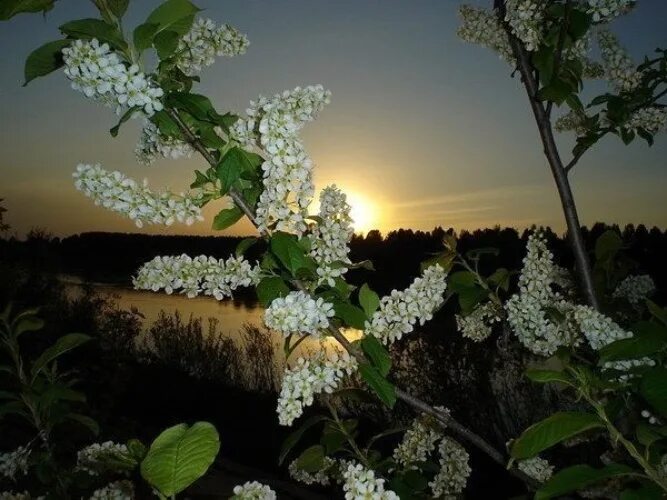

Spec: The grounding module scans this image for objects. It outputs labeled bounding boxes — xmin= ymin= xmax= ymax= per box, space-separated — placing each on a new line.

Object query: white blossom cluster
xmin=89 ymin=481 xmax=134 ymax=500
xmin=232 ymin=481 xmax=276 ymax=499
xmin=309 ymin=185 xmax=354 ymax=287
xmin=517 ymin=456 xmax=554 ymax=483
xmin=602 ymin=357 xmax=656 ymax=381
xmin=73 ymin=164 xmax=203 ymax=228
xmin=365 ymin=265 xmax=448 ymax=345
xmin=641 ymin=409 xmax=661 ymax=426
xmin=583 ymin=0 xmax=635 ymax=22
xmin=264 ymin=291 xmax=334 ymax=337
xmin=456 ymin=301 xmax=503 ymax=342
xmin=612 ymin=274 xmax=656 ymax=305
xmin=0 ymin=493 xmax=34 ymax=500
xmin=133 ymin=254 xmax=260 ymax=300
xmin=429 ymin=437 xmax=471 ymax=498
xmin=623 ymin=107 xmax=667 ymax=135
xmin=0 ymin=446 xmax=30 ymax=480
xmin=458 ymin=5 xmax=514 ymax=64
xmin=62 ymin=39 xmax=163 ymax=116
xmin=76 ymin=441 xmax=129 ymax=475
xmin=288 ymin=457 xmax=334 ymax=486
xmin=231 ymin=85 xmax=331 ymax=235
xmin=277 ymin=350 xmax=358 ymax=426
xmin=341 ymin=462 xmax=399 ymax=500
xmin=175 ymin=18 xmax=249 ymax=76
xmin=555 ymin=110 xmax=590 ymax=136
xmin=572 ymin=305 xmax=632 ymax=351
xmin=135 ymin=120 xmax=193 ymax=165
xmin=597 ymin=30 xmax=643 ymax=93
xmin=506 ymin=233 xmax=579 ymax=356
xmin=505 ymin=0 xmax=545 ymax=51
xmin=393 ymin=418 xmax=442 ymax=469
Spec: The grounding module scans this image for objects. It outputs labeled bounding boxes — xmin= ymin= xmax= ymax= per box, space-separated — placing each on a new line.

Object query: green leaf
xmin=0 ymin=0 xmax=53 ymax=20
xmin=567 ymin=9 xmax=592 ymax=40
xmin=510 ymin=412 xmax=604 ymax=459
xmin=635 ymin=422 xmax=662 ymax=449
xmin=537 ymin=78 xmax=573 ymax=105
xmin=640 ymin=367 xmax=667 ymax=417
xmin=23 ymin=39 xmax=70 ymax=86
xmin=599 ymin=321 xmax=667 ymax=362
xmin=127 ymin=439 xmax=148 ymax=462
xmin=0 ymin=390 xmax=17 ymax=400
xmin=358 ymin=284 xmax=380 ymax=318
xmin=66 ymin=413 xmax=100 ymax=435
xmin=321 ymin=420 xmax=356 ymax=455
xmin=333 ymin=302 xmax=367 ymax=330
xmin=39 ymin=385 xmax=86 ymax=409
xmin=487 ymin=268 xmax=511 ymax=291
xmin=295 ymin=445 xmax=325 ymax=473
xmin=536 ymin=464 xmax=636 ymax=500
xmin=360 ymin=335 xmax=391 ymax=376
xmin=133 ymin=22 xmax=159 ymax=52
xmin=31 ymin=333 xmax=91 ymax=380
xmin=145 ymin=0 xmax=199 ymax=37
xmin=107 ymin=0 xmax=129 ymax=17
xmin=256 ymin=277 xmax=289 ymax=307
xmin=110 ymin=107 xmax=137 ymax=137
xmin=279 ymin=415 xmax=327 ymax=465
xmin=270 ymin=232 xmax=315 ymax=276
xmin=359 ymin=363 xmax=396 ymax=408
xmin=595 ymin=230 xmax=622 ymax=263
xmin=0 ymin=401 xmax=28 ymax=421
xmin=59 ymin=19 xmax=128 ymax=51
xmin=14 ymin=315 xmax=44 ymax=337
xmin=235 ymin=237 xmax=258 ymax=257
xmin=153 ymin=30 xmax=180 ymax=59
xmin=448 ymin=271 xmax=477 ymax=292
xmin=620 ymin=482 xmax=664 ymax=500
xmin=216 ymin=147 xmax=262 ymax=194
xmin=141 ymin=422 xmax=220 ymax=496
xmin=525 ymin=369 xmax=574 ymax=387
xmin=420 ymin=252 xmax=455 ymax=273
xmin=212 ymin=206 xmax=243 ymax=230
xmin=458 ymin=287 xmax=489 ymax=314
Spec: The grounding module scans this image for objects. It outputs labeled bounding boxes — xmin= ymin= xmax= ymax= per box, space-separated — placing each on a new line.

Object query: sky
xmin=0 ymin=0 xmax=666 ymax=238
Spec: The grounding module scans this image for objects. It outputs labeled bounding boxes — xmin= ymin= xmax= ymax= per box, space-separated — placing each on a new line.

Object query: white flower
xmin=288 ymin=457 xmax=334 ymax=485
xmin=73 ymin=163 xmax=204 ymax=228
xmin=613 ymin=274 xmax=656 ymax=305
xmin=176 ymin=18 xmax=249 ymax=76
xmin=597 ymin=30 xmax=643 ymax=93
xmin=393 ymin=417 xmax=442 ymax=469
xmin=277 ymin=350 xmax=357 ymax=426
xmin=0 ymin=493 xmax=34 ymax=500
xmin=641 ymin=409 xmax=661 ymax=426
xmin=623 ymin=107 xmax=667 ymax=135
xmin=506 ymin=233 xmax=580 ymax=356
xmin=89 ymin=481 xmax=134 ymax=500
xmin=62 ymin=39 xmax=163 ymax=116
xmin=458 ymin=5 xmax=515 ymax=64
xmin=76 ymin=441 xmax=129 ymax=475
xmin=309 ymin=185 xmax=354 ymax=287
xmin=429 ymin=437 xmax=471 ymax=498
xmin=232 ymin=481 xmax=276 ymax=499
xmin=230 ymin=85 xmax=331 ymax=236
xmin=573 ymin=305 xmax=632 ymax=351
xmin=365 ymin=265 xmax=448 ymax=345
xmin=456 ymin=301 xmax=503 ymax=342
xmin=341 ymin=462 xmax=399 ymax=500
xmin=264 ymin=291 xmax=334 ymax=337
xmin=135 ymin=120 xmax=194 ymax=165
xmin=133 ymin=254 xmax=260 ymax=299
xmin=518 ymin=456 xmax=554 ymax=483
xmin=505 ymin=0 xmax=545 ymax=51
xmin=585 ymin=0 xmax=635 ymax=23
xmin=555 ymin=110 xmax=591 ymax=136
xmin=0 ymin=446 xmax=30 ymax=480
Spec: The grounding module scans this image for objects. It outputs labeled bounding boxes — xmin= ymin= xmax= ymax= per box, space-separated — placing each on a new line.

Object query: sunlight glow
xmin=346 ymin=191 xmax=379 ymax=234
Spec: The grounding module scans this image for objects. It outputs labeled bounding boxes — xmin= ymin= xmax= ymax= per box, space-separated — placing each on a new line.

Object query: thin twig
xmin=495 ymin=0 xmax=600 ymax=311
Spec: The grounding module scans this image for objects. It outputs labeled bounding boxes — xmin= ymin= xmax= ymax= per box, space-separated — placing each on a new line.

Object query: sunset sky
xmin=1 ymin=0 xmax=666 ymax=238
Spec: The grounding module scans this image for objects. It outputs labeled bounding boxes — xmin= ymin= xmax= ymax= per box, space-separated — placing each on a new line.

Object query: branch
xmin=167 ymin=107 xmax=540 ymax=490
xmin=494 ymin=0 xmax=600 ymax=311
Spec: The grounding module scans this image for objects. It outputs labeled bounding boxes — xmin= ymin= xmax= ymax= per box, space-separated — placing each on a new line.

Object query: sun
xmin=345 ymin=191 xmax=379 ymax=234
